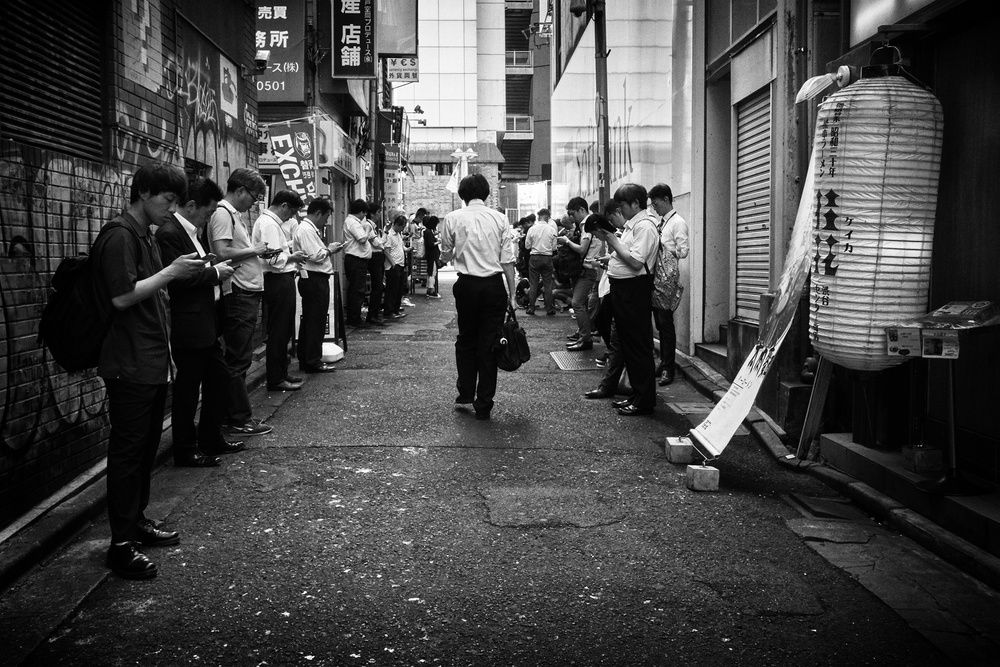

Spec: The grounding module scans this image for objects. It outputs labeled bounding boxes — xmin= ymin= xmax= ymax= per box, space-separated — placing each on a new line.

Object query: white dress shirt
xmin=607 ymin=210 xmax=659 ymax=279
xmin=439 ymin=200 xmax=515 ymax=277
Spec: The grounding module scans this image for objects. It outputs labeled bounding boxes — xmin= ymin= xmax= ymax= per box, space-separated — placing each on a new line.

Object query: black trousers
xmin=609 ymin=276 xmax=656 ymax=410
xmin=454 ymin=273 xmax=508 ymax=415
xmin=263 ymin=272 xmax=296 ymax=386
xmin=367 ymin=252 xmax=385 ymax=320
xmin=344 ymin=254 xmax=368 ymax=323
xmin=105 ymin=380 xmax=167 ymax=543
xmin=654 ymin=306 xmax=677 ymax=369
xmin=383 ymin=264 xmax=405 ymax=315
xmin=297 ymin=270 xmax=331 ymax=368
xmin=172 ymin=340 xmax=229 ymax=460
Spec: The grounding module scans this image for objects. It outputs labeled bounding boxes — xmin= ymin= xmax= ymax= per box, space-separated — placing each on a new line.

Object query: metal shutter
xmin=734 ymin=88 xmax=771 ymax=322
xmin=0 ymin=0 xmax=105 ymax=160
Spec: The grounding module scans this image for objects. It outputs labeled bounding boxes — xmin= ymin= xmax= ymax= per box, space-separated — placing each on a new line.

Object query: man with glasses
xmin=207 ymin=168 xmax=273 ymax=436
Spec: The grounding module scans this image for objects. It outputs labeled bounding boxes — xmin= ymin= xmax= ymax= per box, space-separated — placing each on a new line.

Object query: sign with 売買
xmin=255 ymin=2 xmax=306 ymax=103
xmin=385 ymin=57 xmax=419 ymax=82
xmin=332 ymin=0 xmax=377 ymax=79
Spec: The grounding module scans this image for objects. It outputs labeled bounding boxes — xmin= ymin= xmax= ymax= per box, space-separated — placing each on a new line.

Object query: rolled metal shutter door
xmin=734 ymin=88 xmax=772 ymax=323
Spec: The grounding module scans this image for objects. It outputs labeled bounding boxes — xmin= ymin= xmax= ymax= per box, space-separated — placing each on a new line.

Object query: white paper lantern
xmin=808 ymin=75 xmax=943 ymax=372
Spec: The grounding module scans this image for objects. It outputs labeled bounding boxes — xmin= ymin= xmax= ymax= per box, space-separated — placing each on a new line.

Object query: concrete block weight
xmin=686 ymin=465 xmax=720 ymax=492
xmin=665 ymin=436 xmax=696 ymax=464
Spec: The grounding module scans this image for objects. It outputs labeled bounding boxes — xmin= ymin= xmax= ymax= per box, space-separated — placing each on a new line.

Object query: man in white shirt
xmin=439 ymin=174 xmax=517 ymax=420
xmin=292 ymin=197 xmax=344 ymax=373
xmin=649 ymin=183 xmax=689 ymax=386
xmin=557 ymin=196 xmax=604 ymax=350
xmin=588 ymin=183 xmax=660 ymax=416
xmin=342 ymin=199 xmax=373 ymax=328
xmin=381 ymin=215 xmax=409 ymax=319
xmin=251 ymin=190 xmax=307 ymax=391
xmin=523 ymin=207 xmax=558 ymax=315
xmin=206 ymin=168 xmax=273 ymax=437
xmin=365 ymin=201 xmax=388 ymax=326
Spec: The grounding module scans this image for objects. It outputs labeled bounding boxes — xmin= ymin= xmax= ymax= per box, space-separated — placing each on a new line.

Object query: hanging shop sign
xmin=255 ymin=2 xmax=306 ymax=103
xmin=384 ymin=56 xmax=419 ymax=82
xmin=268 ymin=120 xmax=318 ymax=205
xmin=383 ymin=143 xmax=401 ymax=211
xmin=332 ymin=0 xmax=377 ymax=79
xmin=316 ymin=119 xmax=358 ymax=180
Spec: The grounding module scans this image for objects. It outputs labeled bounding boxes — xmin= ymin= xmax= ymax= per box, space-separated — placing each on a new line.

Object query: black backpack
xmin=39 ymin=221 xmax=139 ymax=372
xmin=555 ymin=226 xmax=583 ymax=282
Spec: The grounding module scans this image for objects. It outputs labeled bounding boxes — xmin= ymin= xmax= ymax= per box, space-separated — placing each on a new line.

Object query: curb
xmin=0 ymin=351 xmax=269 ymax=594
xmin=675 ymin=350 xmax=1000 ymax=592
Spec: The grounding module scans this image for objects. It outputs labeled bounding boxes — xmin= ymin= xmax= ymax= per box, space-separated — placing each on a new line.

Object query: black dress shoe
xmin=566 ymin=332 xmax=581 ymax=341
xmin=106 ymin=542 xmax=157 ymax=579
xmin=137 ymin=519 xmax=180 ymax=547
xmin=585 ymin=388 xmax=614 ymax=399
xmin=300 ymin=363 xmax=337 ymax=373
xmin=659 ymin=369 xmax=675 ymax=386
xmin=175 ymin=453 xmax=221 ymax=467
xmin=285 ymin=374 xmax=303 ymax=384
xmin=566 ymin=339 xmax=593 ymax=351
xmin=617 ymin=404 xmax=654 ymax=416
xmin=203 ymin=440 xmax=246 ymax=455
xmin=475 ymin=411 xmax=491 ymax=420
xmin=267 ymin=380 xmax=302 ymax=391
xmin=454 ymin=395 xmax=474 ymax=405
xmin=612 ymin=397 xmax=633 ymax=409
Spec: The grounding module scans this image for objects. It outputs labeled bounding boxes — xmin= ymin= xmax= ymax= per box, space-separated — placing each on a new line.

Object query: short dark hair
xmin=458 ymin=173 xmax=490 ymax=204
xmin=226 ymin=167 xmax=265 ymax=195
xmin=613 ymin=183 xmax=648 ymax=210
xmin=526 ymin=213 xmax=537 ymax=223
xmin=392 ymin=214 xmax=407 ymax=227
xmin=567 ymin=197 xmax=588 ymax=212
xmin=307 ymin=198 xmax=333 ymax=216
xmin=415 ymin=207 xmax=428 ymax=217
xmin=367 ymin=200 xmax=382 ymax=214
xmin=130 ymin=161 xmax=187 ymax=204
xmin=537 ymin=208 xmax=550 ymax=218
xmin=590 ymin=201 xmax=601 ymax=213
xmin=270 ymin=189 xmax=303 ymax=209
xmin=604 ymin=200 xmax=622 ymax=217
xmin=186 ymin=176 xmax=224 ymax=207
xmin=517 ymin=216 xmax=531 ymax=227
xmin=424 ymin=215 xmax=440 ymax=230
xmin=349 ymin=199 xmax=369 ymax=216
xmin=648 ymin=183 xmax=673 ymax=204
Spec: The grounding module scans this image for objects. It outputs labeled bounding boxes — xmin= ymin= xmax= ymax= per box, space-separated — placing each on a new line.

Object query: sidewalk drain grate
xmin=550 ymin=351 xmax=601 ymax=371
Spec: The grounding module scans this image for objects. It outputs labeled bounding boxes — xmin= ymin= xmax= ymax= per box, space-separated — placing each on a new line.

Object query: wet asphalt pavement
xmin=4 ymin=271 xmax=959 ymax=666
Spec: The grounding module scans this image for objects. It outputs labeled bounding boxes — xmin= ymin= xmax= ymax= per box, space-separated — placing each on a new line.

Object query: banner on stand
xmin=268 ymin=120 xmax=318 ymax=207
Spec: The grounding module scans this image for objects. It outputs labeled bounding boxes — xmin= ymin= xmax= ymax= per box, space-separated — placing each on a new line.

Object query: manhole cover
xmin=482 ymin=486 xmax=624 ymax=527
xmin=667 ymin=402 xmax=715 ymax=414
xmin=550 ymin=350 xmax=601 ymax=371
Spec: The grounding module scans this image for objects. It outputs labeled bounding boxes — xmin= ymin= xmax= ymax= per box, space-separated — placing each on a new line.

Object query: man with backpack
xmin=206 ymin=168 xmax=273 ymax=437
xmin=91 ymin=162 xmax=208 ymax=579
xmin=557 ymin=197 xmax=603 ymax=351
xmin=648 ymin=183 xmax=689 ymax=386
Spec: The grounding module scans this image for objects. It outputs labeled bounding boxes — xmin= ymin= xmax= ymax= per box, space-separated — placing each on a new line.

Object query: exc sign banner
xmin=269 ymin=121 xmax=318 ymax=206
xmin=255 ymin=2 xmax=306 ymax=102
xmin=332 ymin=0 xmax=377 ymax=79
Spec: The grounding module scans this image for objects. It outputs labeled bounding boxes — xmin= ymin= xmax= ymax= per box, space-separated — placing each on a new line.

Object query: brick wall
xmin=0 ymin=0 xmax=258 ymax=529
xmin=404 ymin=163 xmax=503 ymax=218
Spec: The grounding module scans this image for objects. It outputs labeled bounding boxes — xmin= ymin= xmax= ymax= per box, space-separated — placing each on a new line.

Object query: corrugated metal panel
xmin=0 ymin=0 xmax=105 ymax=160
xmin=505 ymin=9 xmax=532 ymax=50
xmin=734 ymin=89 xmax=771 ymax=322
xmin=501 ymin=140 xmax=531 ymax=178
xmin=506 ymin=76 xmax=532 ymax=115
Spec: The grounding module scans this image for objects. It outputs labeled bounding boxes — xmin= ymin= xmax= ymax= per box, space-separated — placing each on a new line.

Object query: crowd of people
xmin=512 ymin=183 xmax=689 ymax=417
xmin=92 ymin=162 xmax=448 ymax=580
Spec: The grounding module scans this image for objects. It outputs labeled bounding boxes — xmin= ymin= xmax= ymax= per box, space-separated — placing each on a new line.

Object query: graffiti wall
xmin=0 ymin=0 xmax=257 ymax=528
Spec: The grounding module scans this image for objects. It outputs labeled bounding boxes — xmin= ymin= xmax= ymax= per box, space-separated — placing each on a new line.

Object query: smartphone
xmin=204 ymin=253 xmax=218 ymax=264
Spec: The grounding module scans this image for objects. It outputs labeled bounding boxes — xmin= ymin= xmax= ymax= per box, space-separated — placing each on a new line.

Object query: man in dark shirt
xmin=93 ymin=162 xmax=206 ymax=580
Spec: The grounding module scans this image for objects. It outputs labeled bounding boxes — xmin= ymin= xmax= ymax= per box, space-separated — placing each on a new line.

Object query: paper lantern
xmin=808 ymin=74 xmax=943 ymax=372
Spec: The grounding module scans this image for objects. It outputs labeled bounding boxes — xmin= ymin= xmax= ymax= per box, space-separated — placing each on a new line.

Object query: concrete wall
xmin=0 ymin=0 xmax=258 ymax=529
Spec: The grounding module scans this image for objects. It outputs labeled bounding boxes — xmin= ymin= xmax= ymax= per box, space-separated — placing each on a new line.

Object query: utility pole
xmin=593 ymin=0 xmax=611 ymax=208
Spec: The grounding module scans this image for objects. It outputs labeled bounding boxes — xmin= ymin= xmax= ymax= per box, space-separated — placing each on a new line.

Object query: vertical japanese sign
xmin=256 ymin=2 xmax=306 ymax=102
xmin=268 ymin=121 xmax=318 ymax=207
xmin=332 ymin=0 xmax=377 ymax=79
xmin=383 ymin=143 xmax=401 ymax=212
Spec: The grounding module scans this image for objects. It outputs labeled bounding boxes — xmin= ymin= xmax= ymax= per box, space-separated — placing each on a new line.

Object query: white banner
xmin=689 ymin=150 xmax=820 ymax=460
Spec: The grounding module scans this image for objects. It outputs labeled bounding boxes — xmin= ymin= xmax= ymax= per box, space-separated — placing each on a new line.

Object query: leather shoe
xmin=566 ymin=339 xmax=593 ymax=351
xmin=455 ymin=395 xmax=474 ymax=405
xmin=566 ymin=332 xmax=581 ymax=341
xmin=285 ymin=374 xmax=303 ymax=384
xmin=475 ymin=411 xmax=491 ymax=420
xmin=659 ymin=368 xmax=675 ymax=386
xmin=175 ymin=453 xmax=221 ymax=467
xmin=617 ymin=404 xmax=654 ymax=416
xmin=267 ymin=380 xmax=302 ymax=391
xmin=584 ymin=388 xmax=613 ymax=399
xmin=301 ymin=363 xmax=337 ymax=373
xmin=137 ymin=519 xmax=180 ymax=547
xmin=204 ymin=440 xmax=246 ymax=455
xmin=106 ymin=542 xmax=157 ymax=579
xmin=612 ymin=397 xmax=633 ymax=409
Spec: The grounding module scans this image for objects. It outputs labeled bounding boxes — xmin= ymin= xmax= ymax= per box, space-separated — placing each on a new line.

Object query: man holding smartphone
xmin=156 ymin=177 xmax=239 ymax=467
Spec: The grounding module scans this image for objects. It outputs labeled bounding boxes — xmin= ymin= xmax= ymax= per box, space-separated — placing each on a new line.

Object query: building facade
xmin=0 ymin=0 xmax=259 ymax=528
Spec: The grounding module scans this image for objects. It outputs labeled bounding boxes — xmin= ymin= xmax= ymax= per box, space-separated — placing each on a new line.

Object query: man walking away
xmin=93 ymin=161 xmax=207 ymax=579
xmin=523 ymin=204 xmax=557 ymax=315
xmin=439 ymin=174 xmax=517 ymax=421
